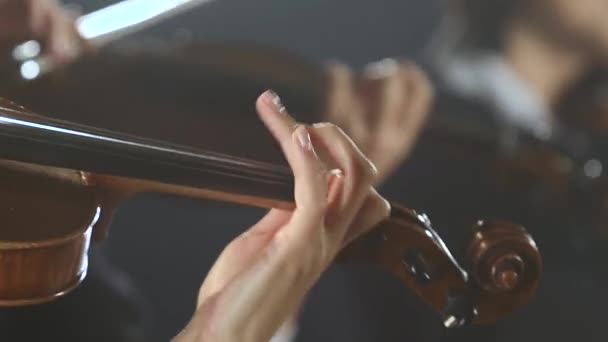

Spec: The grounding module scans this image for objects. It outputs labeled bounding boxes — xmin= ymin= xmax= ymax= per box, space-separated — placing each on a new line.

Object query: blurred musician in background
xmin=428 ymin=0 xmax=608 ymax=139
xmin=369 ymin=0 xmax=608 ymax=340
xmin=395 ymin=0 xmax=608 ymax=250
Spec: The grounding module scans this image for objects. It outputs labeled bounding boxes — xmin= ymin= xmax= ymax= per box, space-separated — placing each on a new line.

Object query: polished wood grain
xmin=0 ymin=161 xmax=97 ymax=305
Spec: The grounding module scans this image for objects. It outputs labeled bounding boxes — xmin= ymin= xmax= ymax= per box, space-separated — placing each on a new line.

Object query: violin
xmin=0 ymin=98 xmax=541 ymax=328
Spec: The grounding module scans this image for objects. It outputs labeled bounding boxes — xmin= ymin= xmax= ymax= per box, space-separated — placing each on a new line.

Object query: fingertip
xmin=256 ymin=90 xmax=297 ymax=136
xmin=377 ymin=193 xmax=391 ymax=220
xmin=256 ymin=90 xmax=285 ymax=114
xmin=255 ymin=90 xmax=271 ymax=110
xmin=363 ymin=58 xmax=399 ymax=80
xmin=367 ymin=189 xmax=391 ymax=224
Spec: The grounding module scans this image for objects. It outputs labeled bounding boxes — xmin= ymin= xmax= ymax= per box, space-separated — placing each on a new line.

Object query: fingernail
xmin=312 ymin=122 xmax=333 ymax=128
xmin=263 ymin=90 xmax=286 ymax=113
xmin=328 ymin=168 xmax=344 ymax=178
xmin=293 ymin=126 xmax=312 ymax=151
xmin=363 ymin=58 xmax=399 ymax=79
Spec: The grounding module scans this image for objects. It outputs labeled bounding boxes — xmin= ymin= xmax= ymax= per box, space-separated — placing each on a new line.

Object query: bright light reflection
xmin=584 ymin=159 xmax=603 ymax=179
xmin=20 ymin=60 xmax=41 ymax=80
xmin=12 ymin=40 xmax=41 ymax=61
xmin=77 ymin=0 xmax=196 ymax=39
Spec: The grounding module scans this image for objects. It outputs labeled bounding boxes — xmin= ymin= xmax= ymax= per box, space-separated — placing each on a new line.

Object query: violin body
xmin=0 ymin=160 xmax=96 ymax=305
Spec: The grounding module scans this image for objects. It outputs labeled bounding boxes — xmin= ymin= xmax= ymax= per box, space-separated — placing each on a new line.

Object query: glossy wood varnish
xmin=0 ymin=161 xmax=97 ymax=305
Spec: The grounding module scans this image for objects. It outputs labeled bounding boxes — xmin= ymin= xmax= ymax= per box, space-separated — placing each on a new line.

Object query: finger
xmin=45 ymin=17 xmax=74 ymax=62
xmin=362 ymin=58 xmax=402 ymax=118
xmin=341 ymin=189 xmax=391 ymax=247
xmin=256 ymin=91 xmax=327 ymax=226
xmin=29 ymin=0 xmax=51 ymax=35
xmin=398 ymin=62 xmax=433 ymax=131
xmin=256 ymin=90 xmax=296 ymax=138
xmin=358 ymin=60 xmax=404 ymax=173
xmin=375 ymin=60 xmax=410 ymax=135
xmin=324 ymin=63 xmax=371 ymax=152
xmin=40 ymin=6 xmax=80 ymax=63
xmin=308 ymin=123 xmax=378 ymax=234
xmin=370 ymin=62 xmax=433 ymax=181
xmin=325 ymin=62 xmax=356 ymax=126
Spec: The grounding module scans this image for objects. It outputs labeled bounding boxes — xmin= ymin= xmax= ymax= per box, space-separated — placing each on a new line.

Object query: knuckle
xmin=313 ymin=120 xmax=378 ymax=184
xmin=349 ymin=154 xmax=378 ymax=184
xmin=372 ymin=193 xmax=391 ymax=220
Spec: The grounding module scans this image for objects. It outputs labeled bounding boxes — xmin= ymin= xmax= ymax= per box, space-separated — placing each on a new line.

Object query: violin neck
xmin=0 ymin=108 xmax=294 ymax=206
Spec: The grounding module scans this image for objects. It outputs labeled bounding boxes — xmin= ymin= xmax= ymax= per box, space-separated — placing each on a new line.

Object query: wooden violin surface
xmin=0 ymin=161 xmax=97 ymax=305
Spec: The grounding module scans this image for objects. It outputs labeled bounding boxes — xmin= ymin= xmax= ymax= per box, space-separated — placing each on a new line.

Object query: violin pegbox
xmin=336 ymin=204 xmax=542 ymax=327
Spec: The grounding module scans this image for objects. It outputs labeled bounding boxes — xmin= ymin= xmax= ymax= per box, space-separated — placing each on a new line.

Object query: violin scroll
xmin=464 ymin=220 xmax=542 ymax=324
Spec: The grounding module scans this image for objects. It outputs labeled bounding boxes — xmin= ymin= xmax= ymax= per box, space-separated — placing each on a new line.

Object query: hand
xmin=173 ymin=90 xmax=390 ymax=341
xmin=324 ymin=58 xmax=433 ymax=182
xmin=0 ymin=0 xmax=82 ymax=64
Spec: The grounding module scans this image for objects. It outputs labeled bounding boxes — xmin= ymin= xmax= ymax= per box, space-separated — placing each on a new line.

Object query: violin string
xmin=0 ymin=112 xmax=295 ymax=196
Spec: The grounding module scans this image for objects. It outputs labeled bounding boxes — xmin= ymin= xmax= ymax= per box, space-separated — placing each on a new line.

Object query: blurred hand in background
xmin=325 ymin=59 xmax=433 ymax=182
xmin=0 ymin=0 xmax=83 ymax=65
